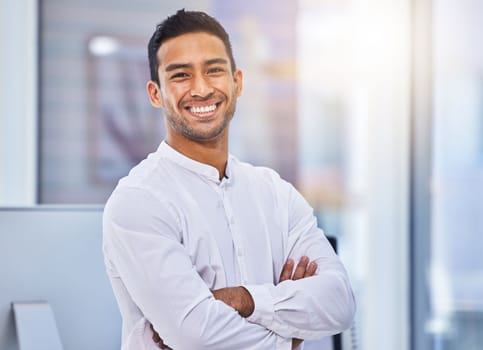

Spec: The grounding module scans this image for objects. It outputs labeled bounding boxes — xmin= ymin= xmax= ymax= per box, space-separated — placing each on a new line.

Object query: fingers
xmin=292 ymin=338 xmax=304 ymax=349
xmin=292 ymin=256 xmax=309 ymax=280
xmin=293 ymin=256 xmax=318 ymax=280
xmin=151 ymin=323 xmax=160 ymax=342
xmin=150 ymin=323 xmax=166 ymax=349
xmin=305 ymin=261 xmax=317 ymax=278
xmin=279 ymin=258 xmax=294 ymax=282
xmin=279 ymin=256 xmax=318 ymax=283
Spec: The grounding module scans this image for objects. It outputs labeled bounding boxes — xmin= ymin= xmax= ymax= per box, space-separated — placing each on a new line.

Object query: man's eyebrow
xmin=165 ymin=63 xmax=192 ymax=72
xmin=205 ymin=58 xmax=228 ymax=66
xmin=164 ymin=58 xmax=228 ymax=72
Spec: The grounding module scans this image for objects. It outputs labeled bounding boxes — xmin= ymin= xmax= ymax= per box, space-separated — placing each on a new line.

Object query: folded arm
xmin=243 ymin=183 xmax=356 ymax=340
xmin=150 ymin=256 xmax=317 ymax=349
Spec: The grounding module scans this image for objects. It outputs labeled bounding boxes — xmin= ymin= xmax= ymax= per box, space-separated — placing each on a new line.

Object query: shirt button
xmin=237 ymin=248 xmax=243 ymax=257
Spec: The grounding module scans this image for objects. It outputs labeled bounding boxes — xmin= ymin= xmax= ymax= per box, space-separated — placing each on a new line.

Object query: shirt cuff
xmin=243 ymin=283 xmax=274 ymax=328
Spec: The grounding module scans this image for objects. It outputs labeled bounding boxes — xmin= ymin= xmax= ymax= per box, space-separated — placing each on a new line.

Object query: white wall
xmin=0 ymin=0 xmax=38 ymax=205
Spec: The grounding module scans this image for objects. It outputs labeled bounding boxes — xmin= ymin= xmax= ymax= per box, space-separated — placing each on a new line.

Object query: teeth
xmin=190 ymin=104 xmax=216 ymax=114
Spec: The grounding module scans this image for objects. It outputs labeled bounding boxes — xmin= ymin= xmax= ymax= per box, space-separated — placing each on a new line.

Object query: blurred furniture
xmin=328 ymin=236 xmax=343 ymax=350
xmin=12 ymin=302 xmax=63 ymax=350
xmin=0 ymin=207 xmax=120 ymax=350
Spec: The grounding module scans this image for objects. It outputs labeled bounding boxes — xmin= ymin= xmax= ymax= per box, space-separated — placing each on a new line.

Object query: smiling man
xmin=103 ymin=9 xmax=355 ymax=350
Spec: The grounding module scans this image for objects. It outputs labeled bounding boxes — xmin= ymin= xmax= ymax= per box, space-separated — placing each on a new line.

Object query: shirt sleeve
xmin=244 ymin=182 xmax=356 ymax=340
xmin=103 ymin=186 xmax=292 ymax=350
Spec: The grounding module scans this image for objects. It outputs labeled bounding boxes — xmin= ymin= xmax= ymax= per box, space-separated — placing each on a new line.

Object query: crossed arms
xmin=104 ymin=185 xmax=355 ymax=350
xmin=151 ymin=256 xmax=318 ymax=349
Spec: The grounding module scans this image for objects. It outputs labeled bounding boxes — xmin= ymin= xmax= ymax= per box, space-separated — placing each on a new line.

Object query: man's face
xmin=148 ymin=32 xmax=242 ymax=143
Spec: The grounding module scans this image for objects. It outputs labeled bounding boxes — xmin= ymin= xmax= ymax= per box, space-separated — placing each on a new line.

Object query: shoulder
xmin=114 ymin=149 xmax=184 ymax=199
xmin=230 ymin=157 xmax=294 ymax=207
xmin=231 ymin=156 xmax=287 ymax=187
xmin=103 ymin=153 xmax=181 ymax=234
xmin=232 ymin=156 xmax=312 ymax=208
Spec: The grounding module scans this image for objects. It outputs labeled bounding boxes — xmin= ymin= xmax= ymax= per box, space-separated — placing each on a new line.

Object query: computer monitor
xmin=302 ymin=235 xmax=345 ymax=350
xmin=0 ymin=206 xmax=120 ymax=350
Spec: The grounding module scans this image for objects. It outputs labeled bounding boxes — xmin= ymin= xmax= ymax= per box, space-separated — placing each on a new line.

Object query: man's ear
xmin=146 ymin=80 xmax=163 ymax=108
xmin=233 ymin=69 xmax=243 ymax=97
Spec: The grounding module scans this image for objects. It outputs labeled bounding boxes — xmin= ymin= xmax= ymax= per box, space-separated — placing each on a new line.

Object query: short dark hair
xmin=148 ymin=9 xmax=236 ymax=84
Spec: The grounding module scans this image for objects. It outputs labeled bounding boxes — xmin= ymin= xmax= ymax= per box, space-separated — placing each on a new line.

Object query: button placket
xmin=222 ymin=187 xmax=248 ymax=285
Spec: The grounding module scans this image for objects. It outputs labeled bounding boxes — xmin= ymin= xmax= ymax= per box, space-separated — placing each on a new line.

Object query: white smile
xmin=189 ymin=104 xmax=217 ymax=114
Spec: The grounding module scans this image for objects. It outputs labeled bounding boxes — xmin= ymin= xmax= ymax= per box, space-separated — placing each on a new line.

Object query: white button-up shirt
xmin=103 ymin=141 xmax=355 ymax=350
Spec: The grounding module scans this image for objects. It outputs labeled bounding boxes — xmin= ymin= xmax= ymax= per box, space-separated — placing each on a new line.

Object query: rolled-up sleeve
xmin=103 ymin=186 xmax=291 ymax=350
xmin=244 ymin=183 xmax=356 ymax=340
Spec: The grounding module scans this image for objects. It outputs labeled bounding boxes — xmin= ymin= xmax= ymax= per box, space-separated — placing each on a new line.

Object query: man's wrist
xmin=237 ymin=286 xmax=254 ymax=317
xmin=212 ymin=286 xmax=254 ymax=318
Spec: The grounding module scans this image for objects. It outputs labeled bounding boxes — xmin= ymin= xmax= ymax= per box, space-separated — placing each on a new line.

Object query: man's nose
xmin=190 ymin=75 xmax=214 ymax=98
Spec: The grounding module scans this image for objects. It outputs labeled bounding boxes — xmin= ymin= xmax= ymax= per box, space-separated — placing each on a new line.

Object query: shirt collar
xmin=157 ymin=141 xmax=233 ymax=184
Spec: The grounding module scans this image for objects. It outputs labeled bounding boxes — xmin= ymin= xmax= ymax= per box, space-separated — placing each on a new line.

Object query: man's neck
xmin=165 ymin=134 xmax=229 ymax=180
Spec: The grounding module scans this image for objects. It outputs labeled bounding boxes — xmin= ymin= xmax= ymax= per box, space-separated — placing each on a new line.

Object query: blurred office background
xmin=1 ymin=0 xmax=482 ymax=349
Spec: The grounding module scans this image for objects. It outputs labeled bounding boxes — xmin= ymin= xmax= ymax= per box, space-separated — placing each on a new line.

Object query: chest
xmin=173 ymin=180 xmax=288 ymax=289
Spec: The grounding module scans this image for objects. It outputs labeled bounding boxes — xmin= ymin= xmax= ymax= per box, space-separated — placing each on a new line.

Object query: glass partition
xmin=425 ymin=0 xmax=483 ymax=348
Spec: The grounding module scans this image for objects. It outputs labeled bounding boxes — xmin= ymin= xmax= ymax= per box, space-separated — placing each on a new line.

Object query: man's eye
xmin=208 ymin=67 xmax=224 ymax=74
xmin=171 ymin=72 xmax=189 ymax=79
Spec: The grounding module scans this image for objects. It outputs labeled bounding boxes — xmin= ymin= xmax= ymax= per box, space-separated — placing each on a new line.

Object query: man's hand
xmin=210 ymin=256 xmax=317 ymax=320
xmin=150 ymin=323 xmax=172 ymax=349
xmin=212 ymin=286 xmax=254 ymax=317
xmin=279 ymin=256 xmax=318 ymax=350
xmin=279 ymin=255 xmax=318 ymax=283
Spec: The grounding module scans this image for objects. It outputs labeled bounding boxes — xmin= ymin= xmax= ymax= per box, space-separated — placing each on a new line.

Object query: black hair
xmin=147 ymin=9 xmax=236 ymax=84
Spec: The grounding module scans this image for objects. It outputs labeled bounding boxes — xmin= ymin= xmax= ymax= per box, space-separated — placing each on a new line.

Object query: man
xmin=103 ymin=9 xmax=355 ymax=350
